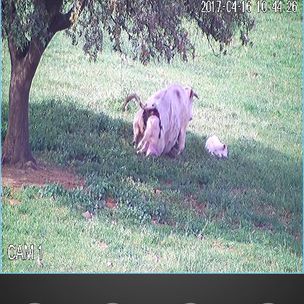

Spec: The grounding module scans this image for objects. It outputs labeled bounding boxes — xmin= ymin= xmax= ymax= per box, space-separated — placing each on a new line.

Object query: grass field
xmin=1 ymin=7 xmax=302 ymax=272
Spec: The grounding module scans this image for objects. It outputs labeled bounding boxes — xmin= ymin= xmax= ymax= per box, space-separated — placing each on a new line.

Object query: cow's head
xmin=184 ymin=86 xmax=199 ymax=121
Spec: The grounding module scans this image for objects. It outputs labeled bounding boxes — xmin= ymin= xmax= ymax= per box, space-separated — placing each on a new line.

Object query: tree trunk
xmin=2 ymin=40 xmax=44 ymax=168
xmin=2 ymin=1 xmax=88 ymax=168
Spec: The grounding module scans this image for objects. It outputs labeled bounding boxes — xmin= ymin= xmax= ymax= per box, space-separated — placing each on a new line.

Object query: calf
xmin=123 ymin=93 xmax=146 ymax=147
xmin=123 ymin=91 xmax=163 ymax=149
xmin=137 ymin=114 xmax=161 ymax=156
xmin=205 ymin=135 xmax=228 ymax=158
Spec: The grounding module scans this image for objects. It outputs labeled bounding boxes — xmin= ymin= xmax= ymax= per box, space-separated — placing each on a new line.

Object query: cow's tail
xmin=123 ymin=93 xmax=145 ymax=111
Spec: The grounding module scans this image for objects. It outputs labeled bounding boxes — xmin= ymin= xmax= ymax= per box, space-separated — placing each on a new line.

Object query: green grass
xmin=1 ymin=9 xmax=302 ymax=273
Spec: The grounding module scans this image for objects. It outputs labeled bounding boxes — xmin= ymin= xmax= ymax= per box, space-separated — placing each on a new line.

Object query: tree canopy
xmin=2 ymin=0 xmax=255 ymax=63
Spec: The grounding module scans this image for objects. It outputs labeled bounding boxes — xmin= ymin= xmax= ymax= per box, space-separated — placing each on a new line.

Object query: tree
xmin=2 ymin=0 xmax=254 ymax=168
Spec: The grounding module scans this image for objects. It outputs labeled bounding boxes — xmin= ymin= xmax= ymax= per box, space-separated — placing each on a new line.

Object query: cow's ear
xmin=190 ymin=89 xmax=199 ymax=99
xmin=193 ymin=90 xmax=199 ymax=99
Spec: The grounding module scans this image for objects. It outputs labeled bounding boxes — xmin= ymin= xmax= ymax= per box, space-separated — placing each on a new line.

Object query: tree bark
xmin=2 ymin=39 xmax=44 ymax=168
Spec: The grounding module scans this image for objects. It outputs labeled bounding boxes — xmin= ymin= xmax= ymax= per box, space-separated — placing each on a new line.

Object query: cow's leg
xmin=133 ymin=127 xmax=144 ymax=148
xmin=137 ymin=139 xmax=144 ymax=151
xmin=137 ymin=129 xmax=150 ymax=152
xmin=133 ymin=125 xmax=139 ymax=147
xmin=177 ymin=129 xmax=186 ymax=155
xmin=137 ymin=132 xmax=147 ymax=150
xmin=137 ymin=141 xmax=149 ymax=154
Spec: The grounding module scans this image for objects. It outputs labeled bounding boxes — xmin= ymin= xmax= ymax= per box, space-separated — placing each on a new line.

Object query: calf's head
xmin=143 ymin=107 xmax=162 ymax=139
xmin=217 ymin=144 xmax=229 ymax=159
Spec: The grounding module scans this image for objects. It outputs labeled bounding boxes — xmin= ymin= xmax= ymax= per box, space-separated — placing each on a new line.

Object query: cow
xmin=123 ymin=83 xmax=198 ymax=156
xmin=144 ymin=83 xmax=198 ymax=155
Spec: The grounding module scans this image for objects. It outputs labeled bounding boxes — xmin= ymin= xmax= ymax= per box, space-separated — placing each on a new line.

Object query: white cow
xmin=144 ymin=83 xmax=197 ymax=155
xmin=124 ymin=83 xmax=198 ymax=156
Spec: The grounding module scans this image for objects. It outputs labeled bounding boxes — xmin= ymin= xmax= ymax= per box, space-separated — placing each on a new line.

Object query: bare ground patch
xmin=2 ymin=161 xmax=85 ymax=190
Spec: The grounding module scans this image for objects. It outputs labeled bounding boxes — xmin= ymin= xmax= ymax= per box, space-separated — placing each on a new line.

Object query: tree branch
xmin=6 ymin=1 xmax=30 ymax=60
xmin=48 ymin=0 xmax=88 ymax=34
xmin=23 ymin=0 xmax=88 ymax=74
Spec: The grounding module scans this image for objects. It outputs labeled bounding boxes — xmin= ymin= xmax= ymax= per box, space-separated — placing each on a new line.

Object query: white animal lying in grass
xmin=205 ymin=135 xmax=228 ymax=158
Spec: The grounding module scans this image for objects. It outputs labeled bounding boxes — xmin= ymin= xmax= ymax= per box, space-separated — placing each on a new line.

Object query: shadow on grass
xmin=2 ymin=98 xmax=302 ymax=255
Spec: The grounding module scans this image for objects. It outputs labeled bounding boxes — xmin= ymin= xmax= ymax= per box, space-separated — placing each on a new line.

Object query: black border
xmin=0 ymin=274 xmax=303 ymax=304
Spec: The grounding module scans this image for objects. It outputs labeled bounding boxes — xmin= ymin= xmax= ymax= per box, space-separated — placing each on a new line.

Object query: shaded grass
xmin=1 ymin=10 xmax=302 ymax=272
